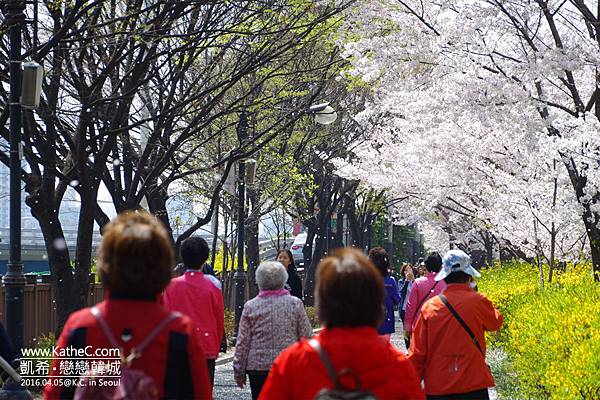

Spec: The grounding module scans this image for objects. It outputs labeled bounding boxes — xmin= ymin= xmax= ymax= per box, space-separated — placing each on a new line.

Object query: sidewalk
xmin=216 ymin=346 xmax=236 ymax=366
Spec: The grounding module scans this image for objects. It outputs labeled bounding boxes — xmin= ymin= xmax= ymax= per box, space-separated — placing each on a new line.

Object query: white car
xmin=290 ymin=233 xmax=310 ymax=266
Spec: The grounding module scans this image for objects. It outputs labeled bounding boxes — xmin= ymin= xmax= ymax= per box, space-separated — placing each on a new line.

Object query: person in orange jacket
xmin=408 ymin=249 xmax=503 ymax=400
xmin=260 ymin=248 xmax=424 ymax=400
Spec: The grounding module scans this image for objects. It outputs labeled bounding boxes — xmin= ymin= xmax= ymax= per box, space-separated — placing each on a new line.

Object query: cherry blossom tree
xmin=335 ymin=0 xmax=600 ymax=280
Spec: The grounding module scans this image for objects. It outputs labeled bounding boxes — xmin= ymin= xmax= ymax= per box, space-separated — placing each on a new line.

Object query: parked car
xmin=290 ymin=233 xmax=314 ymax=266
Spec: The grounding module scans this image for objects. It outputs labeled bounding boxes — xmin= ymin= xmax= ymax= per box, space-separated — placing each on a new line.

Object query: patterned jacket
xmin=233 ymin=292 xmax=312 ymax=377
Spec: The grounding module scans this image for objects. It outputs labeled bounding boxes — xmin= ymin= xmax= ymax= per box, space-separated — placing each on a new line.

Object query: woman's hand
xmin=235 ymin=375 xmax=246 ymax=388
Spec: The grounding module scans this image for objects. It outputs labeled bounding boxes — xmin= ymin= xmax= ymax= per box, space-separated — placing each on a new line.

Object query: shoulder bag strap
xmin=308 ymin=338 xmax=342 ymax=390
xmin=438 ymin=294 xmax=484 ymax=355
xmin=135 ymin=312 xmax=182 ymax=354
xmin=90 ymin=306 xmax=120 ymax=349
xmin=90 ymin=306 xmax=182 ymax=365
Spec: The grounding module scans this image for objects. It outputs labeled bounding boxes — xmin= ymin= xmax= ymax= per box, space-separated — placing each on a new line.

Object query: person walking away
xmin=398 ymin=263 xmax=415 ymax=349
xmin=234 ymin=261 xmax=312 ymax=399
xmin=408 ymin=249 xmax=503 ymax=399
xmin=277 ymin=249 xmax=303 ymax=300
xmin=162 ymin=236 xmax=224 ymax=387
xmin=44 ymin=212 xmax=211 ymax=399
xmin=368 ymin=247 xmax=400 ymax=340
xmin=404 ymin=253 xmax=446 ymax=342
xmin=260 ymin=248 xmax=424 ymax=400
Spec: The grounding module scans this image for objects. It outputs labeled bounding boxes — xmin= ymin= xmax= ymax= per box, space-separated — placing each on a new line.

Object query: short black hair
xmin=368 ymin=247 xmax=390 ymax=277
xmin=444 ymin=271 xmax=471 ymax=284
xmin=180 ymin=237 xmax=210 ymax=270
xmin=424 ymin=252 xmax=443 ymax=273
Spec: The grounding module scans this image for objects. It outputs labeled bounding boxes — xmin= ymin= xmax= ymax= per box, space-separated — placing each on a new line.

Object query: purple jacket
xmin=403 ymin=272 xmax=446 ymax=332
xmin=378 ymin=276 xmax=401 ymax=334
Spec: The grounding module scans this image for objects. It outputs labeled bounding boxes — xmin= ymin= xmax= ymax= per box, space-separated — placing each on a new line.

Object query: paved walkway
xmin=213 ymin=320 xmax=497 ymax=399
xmin=213 ymin=322 xmax=408 ymax=399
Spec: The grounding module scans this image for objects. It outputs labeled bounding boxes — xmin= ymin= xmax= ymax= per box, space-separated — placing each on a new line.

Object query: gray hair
xmin=256 ymin=261 xmax=288 ymax=291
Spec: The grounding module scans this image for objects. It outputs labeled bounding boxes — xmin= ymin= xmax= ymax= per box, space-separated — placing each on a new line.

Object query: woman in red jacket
xmin=260 ymin=248 xmax=424 ymax=400
xmin=44 ymin=211 xmax=211 ymax=400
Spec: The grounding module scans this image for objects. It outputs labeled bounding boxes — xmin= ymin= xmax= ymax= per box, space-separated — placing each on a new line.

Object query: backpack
xmin=73 ymin=306 xmax=181 ymax=400
xmin=309 ymin=339 xmax=378 ymax=400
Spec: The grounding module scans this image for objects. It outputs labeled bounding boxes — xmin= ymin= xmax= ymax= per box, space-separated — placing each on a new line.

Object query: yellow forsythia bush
xmin=304 ymin=306 xmax=321 ymax=329
xmin=479 ymin=262 xmax=600 ymax=399
xmin=212 ymin=246 xmax=247 ymax=274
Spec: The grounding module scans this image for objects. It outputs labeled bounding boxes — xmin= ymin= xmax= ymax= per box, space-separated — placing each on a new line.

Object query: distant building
xmin=0 ymin=162 xmax=103 ymax=274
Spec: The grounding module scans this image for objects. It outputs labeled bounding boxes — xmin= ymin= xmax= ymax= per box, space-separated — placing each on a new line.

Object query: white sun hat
xmin=435 ymin=249 xmax=481 ymax=281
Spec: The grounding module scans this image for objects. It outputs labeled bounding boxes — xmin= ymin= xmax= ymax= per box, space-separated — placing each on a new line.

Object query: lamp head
xmin=309 ymin=102 xmax=337 ymax=125
xmin=309 ymin=102 xmax=330 ymax=113
xmin=245 ymin=159 xmax=257 ymax=185
xmin=21 ymin=61 xmax=44 ymax=109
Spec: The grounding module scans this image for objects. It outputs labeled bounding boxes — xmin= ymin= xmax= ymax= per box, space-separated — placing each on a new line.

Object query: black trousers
xmin=426 ymin=389 xmax=489 ymax=400
xmin=247 ymin=370 xmax=270 ymax=400
xmin=206 ymin=358 xmax=216 ymax=387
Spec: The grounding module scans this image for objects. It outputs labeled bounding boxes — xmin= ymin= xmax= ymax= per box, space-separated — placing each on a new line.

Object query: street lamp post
xmin=231 ymin=102 xmax=336 ymax=339
xmin=3 ymin=0 xmax=26 ymax=352
xmin=232 ymin=111 xmax=248 ymax=343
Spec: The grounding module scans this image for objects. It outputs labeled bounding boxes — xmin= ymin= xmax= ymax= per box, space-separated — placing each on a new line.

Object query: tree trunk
xmin=346 ymin=205 xmax=366 ymax=249
xmin=562 ymin=154 xmax=600 ymax=281
xmin=73 ymin=188 xmax=97 ymax=313
xmin=28 ymin=197 xmax=80 ymax=332
xmin=483 ymin=231 xmax=494 ymax=267
xmin=548 ymin=160 xmax=558 ymax=282
xmin=584 ymin=220 xmax=600 ymax=282
xmin=533 ymin=219 xmax=545 ymax=289
xmin=245 ymin=189 xmax=260 ymax=299
xmin=366 ymin=217 xmax=373 ymax=253
xmin=211 ymin=200 xmax=219 ymax=268
xmin=333 ymin=211 xmax=344 ymax=249
xmin=304 ymin=214 xmax=330 ymax=306
xmin=148 ymin=188 xmax=174 ymax=244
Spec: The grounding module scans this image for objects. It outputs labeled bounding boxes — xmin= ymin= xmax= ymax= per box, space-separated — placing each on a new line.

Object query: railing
xmin=0 ymin=274 xmax=104 ymax=347
xmin=0 ymin=238 xmax=295 ymax=347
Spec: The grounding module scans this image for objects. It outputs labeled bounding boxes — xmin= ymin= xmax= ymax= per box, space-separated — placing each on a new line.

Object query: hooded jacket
xmin=259 ymin=326 xmax=424 ymax=399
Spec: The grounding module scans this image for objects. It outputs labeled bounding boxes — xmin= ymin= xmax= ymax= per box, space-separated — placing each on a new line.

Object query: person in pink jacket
xmin=162 ymin=237 xmax=224 ymax=388
xmin=403 ymin=252 xmax=446 ymax=343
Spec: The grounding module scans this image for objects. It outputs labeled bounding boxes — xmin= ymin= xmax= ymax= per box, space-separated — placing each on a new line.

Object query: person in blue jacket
xmin=369 ymin=247 xmax=400 ymax=340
